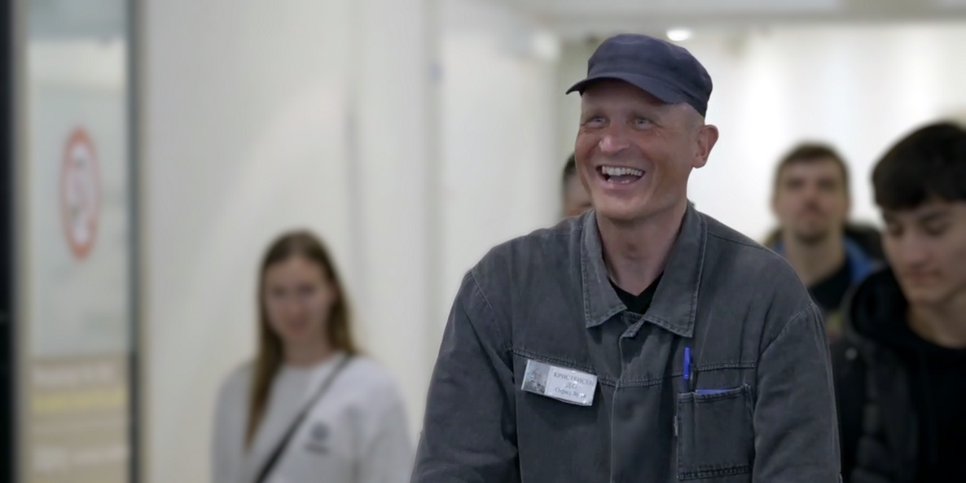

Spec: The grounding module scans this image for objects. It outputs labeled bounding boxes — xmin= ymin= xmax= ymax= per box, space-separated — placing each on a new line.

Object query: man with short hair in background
xmin=768 ymin=143 xmax=882 ymax=340
xmin=562 ymin=153 xmax=593 ymax=218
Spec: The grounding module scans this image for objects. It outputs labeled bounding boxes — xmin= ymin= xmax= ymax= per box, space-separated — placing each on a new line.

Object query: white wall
xmin=141 ymin=0 xmax=559 ymax=481
xmin=439 ymin=0 xmax=560 ymax=321
xmin=142 ymin=1 xmax=356 ymax=482
xmin=346 ymin=0 xmax=438 ymax=451
xmin=557 ymin=22 xmax=966 ymax=241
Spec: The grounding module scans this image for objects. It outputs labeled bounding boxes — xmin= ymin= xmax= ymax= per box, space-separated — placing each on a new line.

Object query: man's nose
xmin=893 ymin=233 xmax=931 ymax=268
xmin=599 ymin=126 xmax=630 ymax=155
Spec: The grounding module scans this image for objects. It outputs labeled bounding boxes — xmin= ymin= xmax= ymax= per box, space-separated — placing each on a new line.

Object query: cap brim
xmin=565 ymin=72 xmax=686 ymax=106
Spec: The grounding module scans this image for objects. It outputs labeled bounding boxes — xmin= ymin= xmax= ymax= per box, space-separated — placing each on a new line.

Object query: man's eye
xmin=818 ymin=180 xmax=838 ymax=192
xmin=634 ymin=117 xmax=653 ymax=128
xmin=922 ymin=222 xmax=949 ymax=237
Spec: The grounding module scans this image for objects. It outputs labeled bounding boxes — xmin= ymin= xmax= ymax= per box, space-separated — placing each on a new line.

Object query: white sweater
xmin=211 ymin=354 xmax=413 ymax=483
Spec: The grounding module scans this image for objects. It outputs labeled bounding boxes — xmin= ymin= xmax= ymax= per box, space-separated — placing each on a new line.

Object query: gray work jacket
xmin=413 ymin=205 xmax=840 ymax=482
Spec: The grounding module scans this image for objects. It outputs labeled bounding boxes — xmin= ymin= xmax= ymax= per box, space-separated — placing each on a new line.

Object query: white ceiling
xmin=490 ymin=0 xmax=966 ymax=40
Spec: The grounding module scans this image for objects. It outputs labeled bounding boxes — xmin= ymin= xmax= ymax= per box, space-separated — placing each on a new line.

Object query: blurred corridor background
xmin=4 ymin=0 xmax=966 ymax=481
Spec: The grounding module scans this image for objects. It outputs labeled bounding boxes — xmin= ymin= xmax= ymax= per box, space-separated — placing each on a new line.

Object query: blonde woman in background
xmin=212 ymin=230 xmax=412 ymax=483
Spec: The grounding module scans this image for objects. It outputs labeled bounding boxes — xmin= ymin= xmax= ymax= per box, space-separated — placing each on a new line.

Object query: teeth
xmin=601 ymin=166 xmax=643 ymax=177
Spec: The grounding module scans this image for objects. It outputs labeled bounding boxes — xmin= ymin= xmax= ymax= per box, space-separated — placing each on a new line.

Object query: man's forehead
xmin=780 ymin=158 xmax=845 ymax=179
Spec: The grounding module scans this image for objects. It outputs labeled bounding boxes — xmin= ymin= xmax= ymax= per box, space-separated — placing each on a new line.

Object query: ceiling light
xmin=666 ymin=28 xmax=692 ymax=42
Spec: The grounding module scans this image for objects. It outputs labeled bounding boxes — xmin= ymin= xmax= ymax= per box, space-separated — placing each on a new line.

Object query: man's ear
xmin=692 ymin=123 xmax=719 ymax=169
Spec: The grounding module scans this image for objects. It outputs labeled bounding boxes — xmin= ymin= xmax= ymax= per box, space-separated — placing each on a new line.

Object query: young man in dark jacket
xmin=834 ymin=121 xmax=966 ymax=482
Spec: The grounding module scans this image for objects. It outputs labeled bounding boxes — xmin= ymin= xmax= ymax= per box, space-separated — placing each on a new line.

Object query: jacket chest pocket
xmin=676 ymin=384 xmax=753 ymax=481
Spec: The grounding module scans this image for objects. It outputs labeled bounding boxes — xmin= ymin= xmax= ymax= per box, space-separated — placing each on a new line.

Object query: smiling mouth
xmin=597 ymin=165 xmax=645 ymax=184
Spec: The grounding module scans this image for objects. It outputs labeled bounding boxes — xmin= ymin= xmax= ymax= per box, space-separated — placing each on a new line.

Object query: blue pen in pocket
xmin=682 ymin=346 xmax=692 ymax=393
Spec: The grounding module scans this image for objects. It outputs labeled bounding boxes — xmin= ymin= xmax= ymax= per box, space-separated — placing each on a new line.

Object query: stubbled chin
xmin=593 ymin=201 xmax=646 ymax=223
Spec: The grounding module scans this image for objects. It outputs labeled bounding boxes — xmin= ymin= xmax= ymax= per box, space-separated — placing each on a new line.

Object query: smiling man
xmin=834 ymin=122 xmax=966 ymax=482
xmin=412 ymin=34 xmax=840 ymax=483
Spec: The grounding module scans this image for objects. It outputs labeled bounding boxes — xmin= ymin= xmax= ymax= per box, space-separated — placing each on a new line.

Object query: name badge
xmin=521 ymin=359 xmax=597 ymax=406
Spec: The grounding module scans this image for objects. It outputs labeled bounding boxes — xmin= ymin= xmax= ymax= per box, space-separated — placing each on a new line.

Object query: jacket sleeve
xmin=753 ymin=303 xmax=842 ymax=482
xmin=411 ymin=271 xmax=519 ymax=483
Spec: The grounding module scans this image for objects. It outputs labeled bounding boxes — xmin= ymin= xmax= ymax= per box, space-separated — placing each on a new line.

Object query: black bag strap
xmin=254 ymin=355 xmax=352 ymax=483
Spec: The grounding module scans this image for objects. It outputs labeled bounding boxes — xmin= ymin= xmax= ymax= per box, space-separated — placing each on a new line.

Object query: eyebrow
xmin=883 ymin=209 xmax=950 ymax=225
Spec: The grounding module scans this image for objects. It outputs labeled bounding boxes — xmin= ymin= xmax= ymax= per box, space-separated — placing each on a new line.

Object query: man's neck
xmin=597 ymin=201 xmax=686 ymax=295
xmin=782 ymin=231 xmax=846 ymax=286
xmin=909 ymin=292 xmax=966 ymax=349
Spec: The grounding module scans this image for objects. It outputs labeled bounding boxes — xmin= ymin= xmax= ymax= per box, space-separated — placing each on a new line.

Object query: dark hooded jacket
xmin=833 ymin=269 xmax=966 ymax=482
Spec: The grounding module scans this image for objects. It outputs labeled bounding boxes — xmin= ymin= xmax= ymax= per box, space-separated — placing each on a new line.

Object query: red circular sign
xmin=60 ymin=128 xmax=101 ymax=260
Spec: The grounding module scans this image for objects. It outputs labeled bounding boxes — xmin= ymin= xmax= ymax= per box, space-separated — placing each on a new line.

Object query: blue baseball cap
xmin=566 ymin=34 xmax=713 ymax=117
